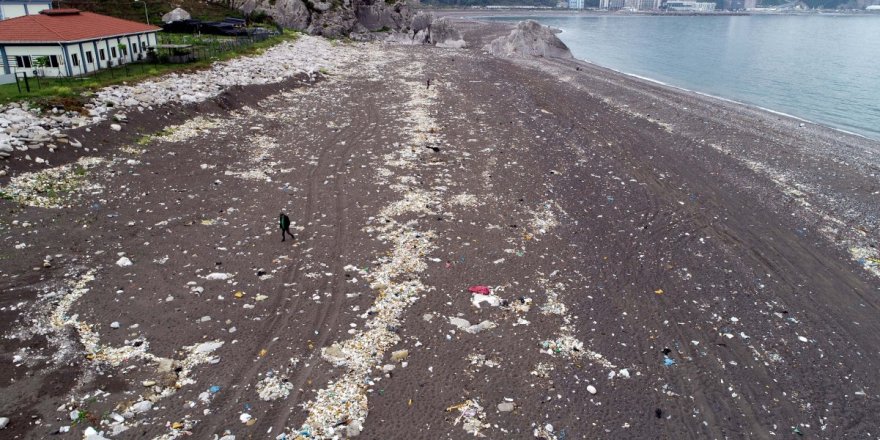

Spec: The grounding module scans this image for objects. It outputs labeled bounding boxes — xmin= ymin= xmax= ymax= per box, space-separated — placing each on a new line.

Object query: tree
xmin=33 ymin=56 xmax=49 ymax=76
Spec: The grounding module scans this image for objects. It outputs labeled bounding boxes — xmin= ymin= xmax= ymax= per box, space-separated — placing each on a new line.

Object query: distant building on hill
xmin=568 ymin=0 xmax=586 ymax=8
xmin=0 ymin=0 xmax=51 ymax=20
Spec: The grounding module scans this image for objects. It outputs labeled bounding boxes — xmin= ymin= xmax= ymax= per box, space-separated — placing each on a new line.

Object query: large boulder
xmin=231 ymin=0 xmax=311 ymax=30
xmin=428 ymin=17 xmax=466 ymax=48
xmin=355 ymin=0 xmax=410 ymax=31
xmin=162 ymin=7 xmax=191 ymax=24
xmin=484 ymin=20 xmax=572 ymax=59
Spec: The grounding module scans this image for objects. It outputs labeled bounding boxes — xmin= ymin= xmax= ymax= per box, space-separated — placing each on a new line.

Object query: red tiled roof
xmin=0 ymin=9 xmax=160 ymax=43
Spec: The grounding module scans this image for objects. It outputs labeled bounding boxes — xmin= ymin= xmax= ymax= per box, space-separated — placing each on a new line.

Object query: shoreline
xmin=2 ymin=20 xmax=880 ymax=439
xmin=586 ymin=60 xmax=877 ymax=143
xmin=448 ymin=14 xmax=880 ymax=142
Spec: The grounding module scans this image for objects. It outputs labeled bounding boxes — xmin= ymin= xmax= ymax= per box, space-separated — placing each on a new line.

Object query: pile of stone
xmin=0 ymin=104 xmax=86 ymax=160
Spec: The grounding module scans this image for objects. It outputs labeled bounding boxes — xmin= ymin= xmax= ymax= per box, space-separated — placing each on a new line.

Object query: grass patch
xmin=136 ymin=134 xmax=154 ymax=146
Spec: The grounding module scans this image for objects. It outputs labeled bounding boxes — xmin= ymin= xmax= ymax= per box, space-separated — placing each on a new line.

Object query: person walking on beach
xmin=279 ymin=212 xmax=295 ymax=242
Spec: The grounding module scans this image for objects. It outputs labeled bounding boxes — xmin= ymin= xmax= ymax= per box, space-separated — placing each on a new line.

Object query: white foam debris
xmin=450 ymin=193 xmax=480 ymax=207
xmin=849 ymin=247 xmax=880 ymax=278
xmin=447 ymin=399 xmax=490 ymax=437
xmin=294 ymin=59 xmax=447 ymax=439
xmin=527 ymin=201 xmax=564 ymax=236
xmin=540 ymin=330 xmax=616 ymax=370
xmin=0 ymin=157 xmax=105 ymax=208
xmin=257 ymin=374 xmax=293 ymax=401
xmin=153 ymin=117 xmax=221 ymax=143
xmin=471 ymin=294 xmax=502 ymax=308
xmin=449 ymin=317 xmax=498 ymax=334
xmin=539 ymin=280 xmax=567 ymax=316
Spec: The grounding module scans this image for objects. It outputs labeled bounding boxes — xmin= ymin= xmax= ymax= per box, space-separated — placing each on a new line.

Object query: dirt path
xmin=2 ymin=37 xmax=879 ymax=439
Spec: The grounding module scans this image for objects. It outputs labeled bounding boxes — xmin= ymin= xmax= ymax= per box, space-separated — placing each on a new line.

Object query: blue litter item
xmin=663 ymin=356 xmax=676 ymax=367
xmin=209 ymin=385 xmax=221 ymax=394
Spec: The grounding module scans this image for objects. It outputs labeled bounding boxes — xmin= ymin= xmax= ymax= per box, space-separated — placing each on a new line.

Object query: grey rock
xmin=484 ymin=20 xmax=573 ymax=59
xmin=162 ymin=7 xmax=191 ymax=23
xmin=230 ymin=0 xmax=412 ymax=36
xmin=130 ymin=400 xmax=153 ymax=414
xmin=429 ymin=17 xmax=466 ymax=48
xmin=497 ymin=402 xmax=515 ymax=412
xmin=0 ymin=417 xmax=8 ymax=429
xmin=234 ymin=0 xmax=310 ymax=30
xmin=410 ymin=11 xmax=433 ymax=34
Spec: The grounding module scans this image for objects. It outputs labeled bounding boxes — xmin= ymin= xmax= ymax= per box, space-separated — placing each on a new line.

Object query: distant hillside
xmin=55 ymin=0 xmax=241 ymax=25
xmin=419 ymin=0 xmax=558 ymax=7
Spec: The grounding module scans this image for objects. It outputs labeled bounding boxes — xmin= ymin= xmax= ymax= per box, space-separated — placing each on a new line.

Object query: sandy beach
xmin=1 ymin=20 xmax=879 ymax=439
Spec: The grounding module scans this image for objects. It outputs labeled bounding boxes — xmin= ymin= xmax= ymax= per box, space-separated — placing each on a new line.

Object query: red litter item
xmin=468 ymin=285 xmax=491 ymax=295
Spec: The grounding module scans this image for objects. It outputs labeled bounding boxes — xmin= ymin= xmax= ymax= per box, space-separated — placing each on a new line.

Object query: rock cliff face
xmin=428 ymin=17 xmax=466 ymax=48
xmin=223 ymin=0 xmax=412 ymax=38
xmin=484 ymin=20 xmax=572 ymax=59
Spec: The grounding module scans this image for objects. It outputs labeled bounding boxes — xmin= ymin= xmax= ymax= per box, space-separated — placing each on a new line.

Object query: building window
xmin=120 ymin=45 xmax=128 ymax=56
xmin=141 ymin=41 xmax=147 ymax=51
xmin=111 ymin=47 xmax=117 ymax=58
xmin=86 ymin=51 xmax=93 ymax=63
xmin=15 ymin=56 xmax=32 ymax=68
xmin=99 ymin=49 xmax=106 ymax=61
xmin=71 ymin=53 xmax=79 ymax=67
xmin=48 ymin=55 xmax=60 ymax=67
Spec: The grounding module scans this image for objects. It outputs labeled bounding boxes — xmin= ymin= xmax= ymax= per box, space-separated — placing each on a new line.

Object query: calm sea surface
xmin=488 ymin=15 xmax=880 ymax=140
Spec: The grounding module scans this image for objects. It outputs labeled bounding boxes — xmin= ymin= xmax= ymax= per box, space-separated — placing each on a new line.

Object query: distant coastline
xmin=447 ymin=13 xmax=880 ymax=141
xmin=430 ymin=7 xmax=880 ymax=17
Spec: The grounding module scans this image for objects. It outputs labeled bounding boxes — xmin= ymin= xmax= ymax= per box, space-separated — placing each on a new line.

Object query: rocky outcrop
xmin=484 ymin=20 xmax=572 ymax=59
xmin=355 ymin=0 xmax=411 ymax=31
xmin=223 ymin=0 xmax=412 ymax=38
xmin=232 ymin=0 xmax=310 ymax=30
xmin=428 ymin=17 xmax=466 ymax=48
xmin=388 ymin=13 xmax=466 ymax=48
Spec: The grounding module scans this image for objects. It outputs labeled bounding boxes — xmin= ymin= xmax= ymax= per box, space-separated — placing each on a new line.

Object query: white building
xmin=600 ymin=0 xmax=627 ymax=9
xmin=0 ymin=9 xmax=160 ymax=77
xmin=568 ymin=0 xmax=586 ymax=8
xmin=0 ymin=0 xmax=50 ymax=20
xmin=625 ymin=0 xmax=662 ymax=10
xmin=665 ymin=0 xmax=717 ymax=10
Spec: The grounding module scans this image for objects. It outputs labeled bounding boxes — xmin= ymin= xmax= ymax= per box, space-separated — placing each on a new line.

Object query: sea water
xmin=489 ymin=15 xmax=880 ymax=140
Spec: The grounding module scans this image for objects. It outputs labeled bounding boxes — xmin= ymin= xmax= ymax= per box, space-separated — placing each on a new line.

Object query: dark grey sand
xmin=1 ymin=20 xmax=879 ymax=440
